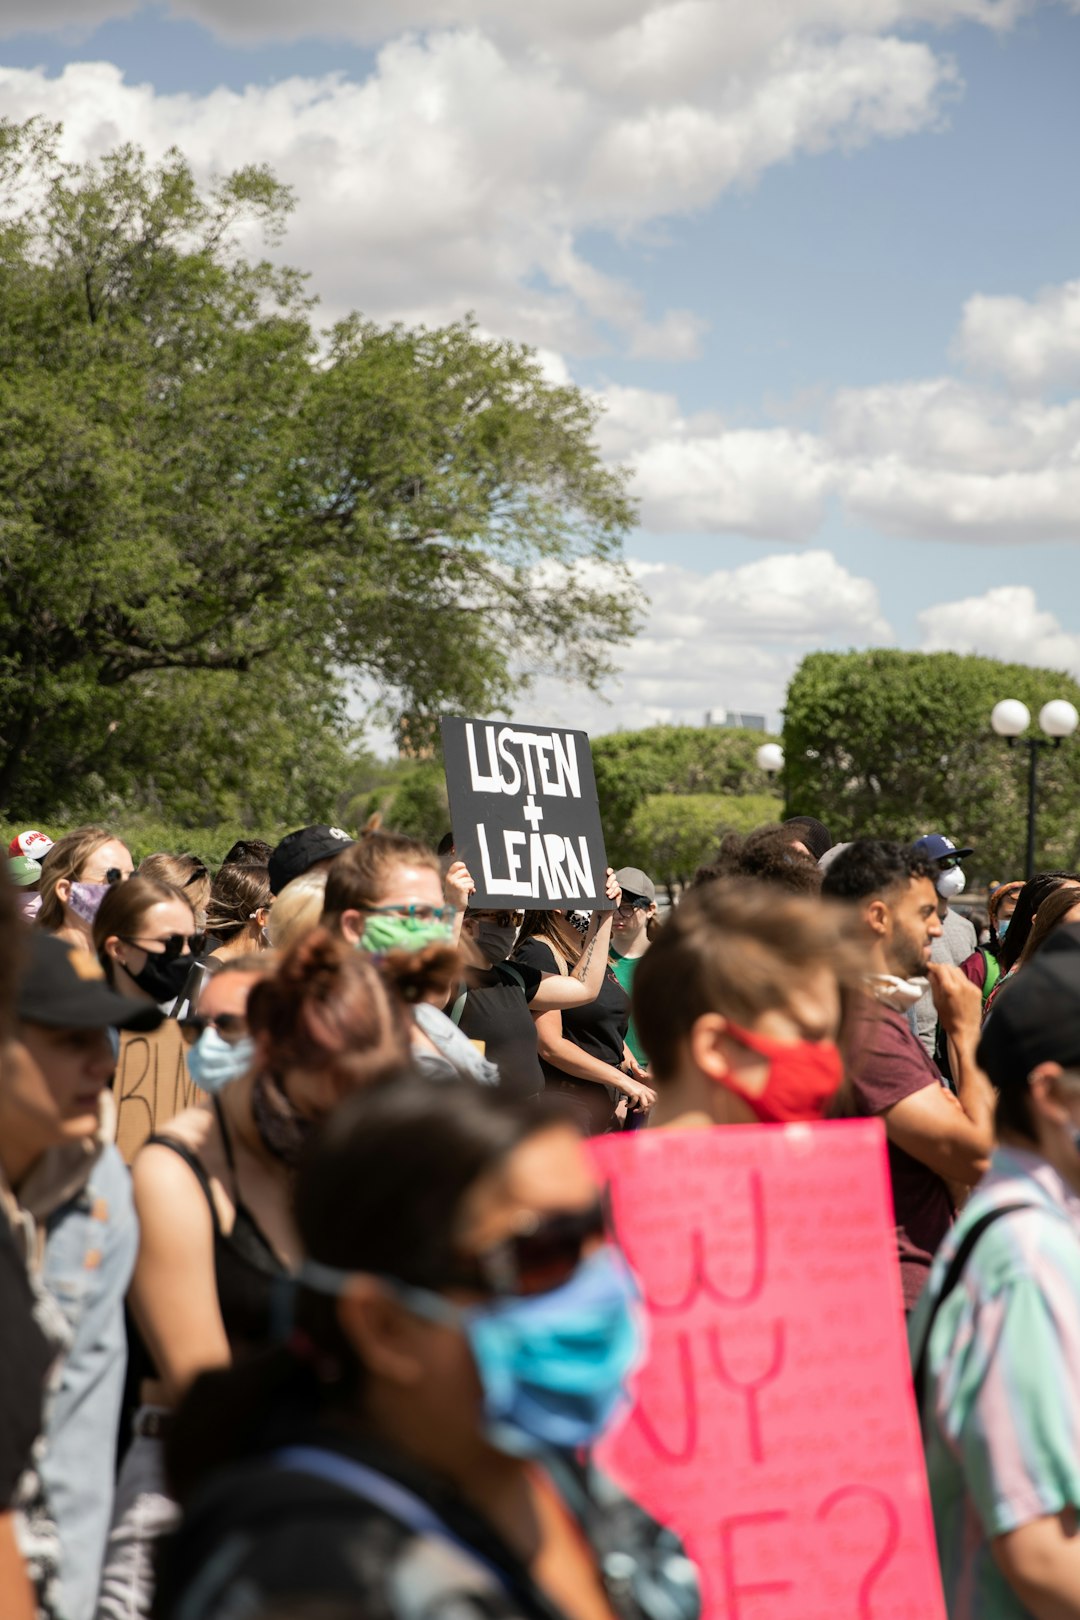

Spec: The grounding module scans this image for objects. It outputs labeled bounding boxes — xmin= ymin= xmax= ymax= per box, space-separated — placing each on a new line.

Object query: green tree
xmin=783 ymin=650 xmax=1080 ymax=882
xmin=591 ymin=724 xmax=783 ymax=868
xmin=0 ymin=120 xmax=638 ymax=822
xmin=623 ymin=791 xmax=782 ymax=890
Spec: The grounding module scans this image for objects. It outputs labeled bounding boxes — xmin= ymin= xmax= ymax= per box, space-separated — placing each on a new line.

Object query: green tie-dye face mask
xmin=361 ymin=913 xmax=454 ymax=955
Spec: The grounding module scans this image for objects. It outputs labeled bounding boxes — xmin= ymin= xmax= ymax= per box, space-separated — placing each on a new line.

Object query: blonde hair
xmin=138 ymin=853 xmax=212 ymax=926
xmin=37 ymin=826 xmax=118 ymax=932
xmin=267 ymin=869 xmax=328 ymax=953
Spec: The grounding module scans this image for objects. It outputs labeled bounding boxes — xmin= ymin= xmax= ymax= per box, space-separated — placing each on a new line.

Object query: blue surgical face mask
xmin=186 ymin=1027 xmax=256 ymax=1094
xmin=301 ymin=1244 xmax=643 ymax=1456
xmin=997 ymin=918 xmax=1011 ymax=940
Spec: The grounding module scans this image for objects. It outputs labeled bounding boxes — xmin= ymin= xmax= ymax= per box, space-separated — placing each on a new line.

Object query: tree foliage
xmin=623 ymin=792 xmax=782 ymax=889
xmin=0 ymin=119 xmax=638 ymax=822
xmin=784 ymin=651 xmax=1080 ymax=882
xmin=591 ymin=725 xmax=783 ymax=868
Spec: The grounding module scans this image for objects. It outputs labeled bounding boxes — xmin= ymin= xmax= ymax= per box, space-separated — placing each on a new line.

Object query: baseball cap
xmin=8 ymin=830 xmax=53 ymax=861
xmin=8 ymin=855 xmax=42 ymax=888
xmin=977 ymin=939 xmax=1080 ymax=1091
xmin=913 ymin=833 xmax=974 ymax=864
xmin=17 ymin=933 xmax=163 ymax=1032
xmin=614 ymin=867 xmax=656 ymax=904
xmin=268 ymin=825 xmax=354 ymax=895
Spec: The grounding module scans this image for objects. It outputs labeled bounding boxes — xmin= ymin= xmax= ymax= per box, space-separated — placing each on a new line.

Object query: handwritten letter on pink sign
xmin=590 ymin=1121 xmax=945 ymax=1620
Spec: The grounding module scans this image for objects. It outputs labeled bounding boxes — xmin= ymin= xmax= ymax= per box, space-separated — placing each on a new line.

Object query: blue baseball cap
xmin=913 ymin=833 xmax=974 ymax=864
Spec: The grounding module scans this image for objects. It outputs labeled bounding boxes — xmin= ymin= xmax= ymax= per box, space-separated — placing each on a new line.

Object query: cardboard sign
xmin=441 ymin=716 xmax=611 ymax=909
xmin=114 ymin=1020 xmax=199 ymax=1162
xmin=590 ymin=1122 xmax=945 ymax=1620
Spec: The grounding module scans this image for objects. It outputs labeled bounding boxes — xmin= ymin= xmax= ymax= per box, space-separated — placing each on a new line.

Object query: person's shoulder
xmin=514 ymin=937 xmax=556 ymax=971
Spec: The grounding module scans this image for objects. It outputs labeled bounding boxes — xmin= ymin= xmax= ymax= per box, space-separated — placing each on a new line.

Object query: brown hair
xmin=205 ymin=865 xmax=272 ymax=942
xmin=514 ymin=909 xmax=584 ymax=966
xmin=692 ymin=824 xmax=822 ymax=896
xmin=633 ymin=879 xmax=853 ymax=1079
xmin=139 ymin=853 xmax=212 ymax=923
xmin=1016 ymin=882 xmax=1080 ymax=970
xmin=321 ymin=829 xmax=441 ymax=928
xmin=36 ymin=825 xmax=120 ymax=932
xmin=246 ymin=927 xmax=411 ymax=1097
xmin=93 ymin=876 xmax=194 ymax=986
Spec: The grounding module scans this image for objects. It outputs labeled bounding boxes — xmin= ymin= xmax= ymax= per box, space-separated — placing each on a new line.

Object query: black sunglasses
xmin=121 ymin=932 xmax=203 ymax=961
xmin=446 ymin=1197 xmax=608 ymax=1299
xmin=179 ymin=1013 xmax=249 ymax=1047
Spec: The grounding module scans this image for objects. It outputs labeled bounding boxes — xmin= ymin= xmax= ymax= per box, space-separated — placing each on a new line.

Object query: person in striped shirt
xmin=910 ymin=926 xmax=1080 ymax=1620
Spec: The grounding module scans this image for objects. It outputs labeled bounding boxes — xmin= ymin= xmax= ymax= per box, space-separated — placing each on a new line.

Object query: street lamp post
xmin=756 ymin=742 xmax=786 ymax=815
xmin=990 ymin=699 xmax=1079 ymax=880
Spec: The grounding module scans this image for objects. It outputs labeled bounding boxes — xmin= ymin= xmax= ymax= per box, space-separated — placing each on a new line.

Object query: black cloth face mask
xmin=130 ymin=951 xmax=196 ymax=1005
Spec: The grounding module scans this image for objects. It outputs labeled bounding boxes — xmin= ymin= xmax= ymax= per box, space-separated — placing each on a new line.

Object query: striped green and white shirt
xmin=909 ymin=1146 xmax=1080 ymax=1619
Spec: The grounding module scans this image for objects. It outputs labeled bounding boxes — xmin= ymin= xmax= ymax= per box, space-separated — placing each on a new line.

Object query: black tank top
xmin=144 ymin=1098 xmax=289 ymax=1351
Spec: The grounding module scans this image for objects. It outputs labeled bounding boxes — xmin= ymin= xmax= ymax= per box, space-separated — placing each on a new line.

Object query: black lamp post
xmin=991 ymin=699 xmax=1079 ymax=880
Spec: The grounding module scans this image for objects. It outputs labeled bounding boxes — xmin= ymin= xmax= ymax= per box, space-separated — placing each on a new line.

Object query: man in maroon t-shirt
xmin=823 ymin=839 xmax=994 ymax=1309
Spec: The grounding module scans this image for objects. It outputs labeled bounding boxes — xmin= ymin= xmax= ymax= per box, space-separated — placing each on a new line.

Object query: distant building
xmin=704 ymin=708 xmax=767 ymax=732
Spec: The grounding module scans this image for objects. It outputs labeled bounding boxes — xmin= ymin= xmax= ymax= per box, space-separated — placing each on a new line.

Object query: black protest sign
xmin=441 ymin=717 xmax=611 ymax=909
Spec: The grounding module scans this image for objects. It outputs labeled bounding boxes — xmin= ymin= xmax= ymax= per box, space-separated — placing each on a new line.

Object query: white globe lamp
xmin=756 ymin=742 xmax=785 ymax=776
xmin=990 ymin=699 xmax=1030 ymax=739
xmin=1039 ymin=700 xmax=1079 ymax=740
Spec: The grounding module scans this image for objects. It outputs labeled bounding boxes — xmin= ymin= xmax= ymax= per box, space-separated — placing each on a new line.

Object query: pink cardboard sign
xmin=590 ymin=1121 xmax=945 ymax=1620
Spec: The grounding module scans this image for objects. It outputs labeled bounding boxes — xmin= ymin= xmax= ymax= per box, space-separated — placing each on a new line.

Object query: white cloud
xmin=955 ymin=278 xmax=1080 ymax=393
xmin=919 ymin=585 xmax=1080 ymax=676
xmin=0 ymin=0 xmax=961 ymax=358
xmin=525 ymin=550 xmax=893 ymax=734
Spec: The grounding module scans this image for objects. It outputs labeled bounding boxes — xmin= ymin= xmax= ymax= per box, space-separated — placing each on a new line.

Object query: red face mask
xmin=715 ymin=1021 xmax=844 ymax=1123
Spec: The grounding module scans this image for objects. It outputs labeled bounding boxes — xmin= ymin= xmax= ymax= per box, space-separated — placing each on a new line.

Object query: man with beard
xmin=823 ymin=841 xmax=995 ymax=1311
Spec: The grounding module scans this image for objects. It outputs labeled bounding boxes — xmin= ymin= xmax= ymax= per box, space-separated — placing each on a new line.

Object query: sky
xmin=2 ymin=0 xmax=1079 ymax=741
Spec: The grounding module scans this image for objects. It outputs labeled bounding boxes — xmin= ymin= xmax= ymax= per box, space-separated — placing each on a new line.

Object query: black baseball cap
xmin=18 ymin=933 xmax=163 ymax=1032
xmin=268 ymin=825 xmax=354 ymax=895
xmin=978 ymin=935 xmax=1080 ymax=1090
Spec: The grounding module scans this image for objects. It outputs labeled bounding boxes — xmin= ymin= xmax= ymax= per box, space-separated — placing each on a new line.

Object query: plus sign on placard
xmin=523 ymin=795 xmax=544 ymax=830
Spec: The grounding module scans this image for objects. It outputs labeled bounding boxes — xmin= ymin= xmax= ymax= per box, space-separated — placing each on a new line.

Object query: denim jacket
xmin=18 ymin=1099 xmax=138 ymax=1620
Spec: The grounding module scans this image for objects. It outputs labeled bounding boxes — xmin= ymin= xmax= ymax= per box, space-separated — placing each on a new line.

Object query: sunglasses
xmin=470 ymin=910 xmax=525 ymax=927
xmin=446 ymin=1197 xmax=608 ymax=1299
xmin=120 ymin=932 xmax=203 ymax=960
xmin=616 ymin=896 xmax=651 ymax=914
xmin=179 ymin=1013 xmax=249 ymax=1046
xmin=365 ymin=903 xmax=456 ymax=924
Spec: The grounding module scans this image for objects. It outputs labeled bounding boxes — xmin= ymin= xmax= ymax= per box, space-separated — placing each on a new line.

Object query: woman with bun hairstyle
xmin=36 ymin=826 xmax=134 ymax=953
xmin=156 ymin=1080 xmax=701 ymax=1620
xmin=96 ymin=930 xmax=411 ymax=1620
xmin=322 ymin=829 xmax=499 ymax=1086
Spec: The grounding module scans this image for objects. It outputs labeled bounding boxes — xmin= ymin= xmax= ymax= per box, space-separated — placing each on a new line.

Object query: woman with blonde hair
xmin=36 ymin=826 xmax=134 ymax=953
xmin=138 ymin=854 xmax=212 ymax=935
xmin=266 ymin=868 xmax=327 ymax=953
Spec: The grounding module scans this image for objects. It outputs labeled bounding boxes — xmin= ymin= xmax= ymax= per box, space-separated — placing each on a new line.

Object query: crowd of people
xmin=2 ymin=808 xmax=1080 ymax=1620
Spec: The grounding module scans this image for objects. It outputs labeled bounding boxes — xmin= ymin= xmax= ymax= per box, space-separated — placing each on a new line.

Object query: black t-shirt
xmin=0 ymin=1216 xmax=50 ymax=1505
xmin=455 ymin=963 xmax=545 ymax=1101
xmin=513 ymin=939 xmax=630 ymax=1086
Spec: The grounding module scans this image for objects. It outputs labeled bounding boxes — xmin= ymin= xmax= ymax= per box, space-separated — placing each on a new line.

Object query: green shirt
xmin=608 ymin=947 xmax=646 ymax=1065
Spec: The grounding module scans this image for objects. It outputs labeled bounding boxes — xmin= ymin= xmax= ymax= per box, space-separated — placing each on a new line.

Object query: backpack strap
xmin=911 ymin=1201 xmax=1034 ymax=1416
xmin=499 ymin=963 xmax=526 ymax=994
xmin=449 ymin=988 xmax=468 ymax=1028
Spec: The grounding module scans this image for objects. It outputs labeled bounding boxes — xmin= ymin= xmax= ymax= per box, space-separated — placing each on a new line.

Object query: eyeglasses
xmin=616 ymin=897 xmax=651 ymax=915
xmin=364 ymin=903 xmax=456 ymax=924
xmin=446 ymin=1197 xmax=608 ymax=1299
xmin=120 ymin=932 xmax=202 ymax=960
xmin=179 ymin=1013 xmax=249 ymax=1046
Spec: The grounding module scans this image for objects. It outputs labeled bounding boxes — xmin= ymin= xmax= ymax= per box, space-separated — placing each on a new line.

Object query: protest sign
xmin=441 ymin=716 xmax=610 ymax=909
xmin=590 ymin=1121 xmax=945 ymax=1620
xmin=114 ymin=1020 xmax=198 ymax=1162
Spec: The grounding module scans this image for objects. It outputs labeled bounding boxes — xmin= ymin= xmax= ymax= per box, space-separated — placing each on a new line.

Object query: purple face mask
xmin=67 ymin=880 xmax=111 ymax=924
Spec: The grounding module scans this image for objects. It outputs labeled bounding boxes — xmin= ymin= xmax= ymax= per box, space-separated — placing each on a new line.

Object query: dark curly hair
xmin=820 ymin=839 xmax=935 ymax=902
xmin=693 ymin=824 xmax=821 ymax=895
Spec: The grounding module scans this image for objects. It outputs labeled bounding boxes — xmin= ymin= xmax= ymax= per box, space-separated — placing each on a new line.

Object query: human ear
xmin=102 ymin=935 xmax=126 ymax=968
xmin=54 ymin=877 xmax=72 ymax=906
xmin=336 ymin=1281 xmax=427 ymax=1387
xmin=688 ymin=1012 xmax=731 ymax=1083
xmin=1030 ymin=1061 xmax=1068 ymax=1125
xmin=340 ymin=910 xmax=364 ymax=946
xmin=865 ymin=898 xmax=890 ymax=938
